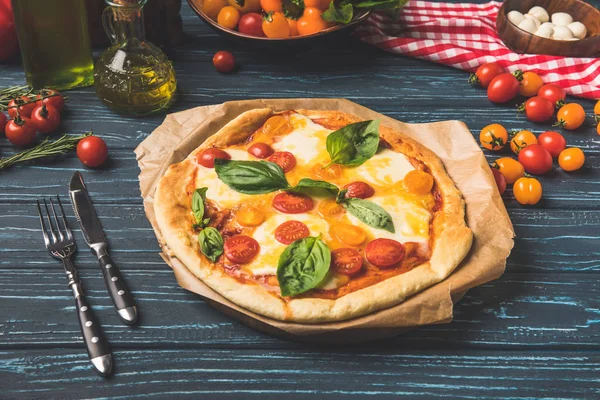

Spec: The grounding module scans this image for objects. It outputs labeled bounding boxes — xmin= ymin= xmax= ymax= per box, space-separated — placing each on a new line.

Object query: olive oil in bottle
xmin=11 ymin=0 xmax=94 ymax=90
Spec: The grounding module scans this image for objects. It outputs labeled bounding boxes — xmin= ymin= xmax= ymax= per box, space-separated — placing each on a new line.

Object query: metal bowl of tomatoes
xmin=187 ymin=0 xmax=371 ymax=48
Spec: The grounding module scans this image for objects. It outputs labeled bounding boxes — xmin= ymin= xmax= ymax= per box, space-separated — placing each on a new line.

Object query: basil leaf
xmin=352 ymin=0 xmax=408 ymax=9
xmin=289 ymin=178 xmax=339 ymax=197
xmin=214 ymin=159 xmax=291 ymax=194
xmin=198 ymin=227 xmax=224 ymax=263
xmin=283 ymin=0 xmax=305 ymax=19
xmin=277 ymin=236 xmax=331 ymax=297
xmin=342 ymin=198 xmax=395 ymax=233
xmin=322 ymin=1 xmax=354 ymax=23
xmin=192 ymin=187 xmax=209 ymax=227
xmin=336 ymin=188 xmax=348 ymax=203
xmin=326 ymin=120 xmax=380 ymax=167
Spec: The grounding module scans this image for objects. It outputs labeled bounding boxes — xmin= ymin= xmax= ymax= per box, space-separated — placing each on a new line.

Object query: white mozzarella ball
xmin=540 ymin=22 xmax=555 ymax=30
xmin=528 ymin=6 xmax=550 ymax=23
xmin=551 ymin=12 xmax=573 ymax=26
xmin=507 ymin=10 xmax=525 ymax=25
xmin=552 ymin=25 xmax=575 ymax=40
xmin=567 ymin=21 xmax=587 ymax=39
xmin=524 ymin=13 xmax=541 ymax=28
xmin=534 ymin=26 xmax=554 ymax=38
xmin=518 ymin=17 xmax=539 ymax=34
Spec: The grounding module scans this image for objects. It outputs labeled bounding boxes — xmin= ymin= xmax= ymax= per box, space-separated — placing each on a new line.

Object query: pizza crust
xmin=154 ymin=108 xmax=473 ymax=323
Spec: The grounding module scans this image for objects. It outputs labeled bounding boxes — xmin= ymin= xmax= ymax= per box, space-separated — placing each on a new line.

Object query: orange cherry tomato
xmin=197 ymin=148 xmax=231 ymax=168
xmin=317 ymin=198 xmax=346 ymax=217
xmin=402 ymin=170 xmax=434 ymax=195
xmin=513 ymin=177 xmax=542 ymax=205
xmin=343 ymin=181 xmax=375 ymax=199
xmin=365 ymin=238 xmax=405 ymax=268
xmin=297 ymin=8 xmax=329 ymax=36
xmin=272 ymin=192 xmax=314 ymax=214
xmin=275 ymin=220 xmax=310 ymax=244
xmin=479 ymin=123 xmax=508 ymax=151
xmin=247 ymin=142 xmax=274 ymax=159
xmin=594 ymin=99 xmax=600 ymax=116
xmin=312 ymin=162 xmax=342 ymax=180
xmin=262 ymin=12 xmax=290 ymax=38
xmin=555 ymin=103 xmax=586 ymax=130
xmin=217 ymin=6 xmax=240 ymax=29
xmin=267 ymin=151 xmax=296 ymax=172
xmin=260 ymin=0 xmax=282 ymax=12
xmin=262 ymin=115 xmax=293 ymax=136
xmin=236 ymin=206 xmax=265 ymax=227
xmin=492 ymin=157 xmax=524 ymax=184
xmin=330 ymin=223 xmax=366 ymax=246
xmin=558 ymin=148 xmax=585 ymax=172
xmin=509 ymin=129 xmax=537 ymax=155
xmin=287 ymin=18 xmax=298 ymax=36
xmin=519 ymin=71 xmax=544 ymax=97
xmin=203 ymin=0 xmax=228 ymax=19
xmin=227 ymin=0 xmax=261 ymax=13
xmin=224 ymin=235 xmax=260 ymax=264
xmin=303 ymin=7 xmax=322 ymax=18
xmin=331 ymin=248 xmax=363 ymax=276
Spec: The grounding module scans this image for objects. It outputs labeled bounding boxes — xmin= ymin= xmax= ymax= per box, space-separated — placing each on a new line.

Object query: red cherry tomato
xmin=238 ymin=12 xmax=265 ymax=37
xmin=77 ymin=136 xmax=109 ymax=167
xmin=331 ymin=248 xmax=363 ymax=276
xmin=272 ymin=192 xmax=314 ymax=214
xmin=224 ymin=234 xmax=260 ymax=264
xmin=537 ymin=84 xmax=566 ymax=108
xmin=267 ymin=151 xmax=296 ymax=172
xmin=490 ymin=167 xmax=506 ymax=195
xmin=197 ymin=148 xmax=231 ymax=168
xmin=365 ymin=238 xmax=405 ymax=268
xmin=518 ymin=144 xmax=553 ymax=175
xmin=247 ymin=142 xmax=274 ymax=159
xmin=538 ymin=131 xmax=566 ymax=158
xmin=35 ymin=89 xmax=65 ymax=112
xmin=343 ymin=181 xmax=375 ymax=199
xmin=0 ymin=111 xmax=7 ymax=134
xmin=30 ymin=104 xmax=61 ymax=134
xmin=274 ymin=220 xmax=310 ymax=244
xmin=5 ymin=116 xmax=36 ymax=146
xmin=487 ymin=72 xmax=520 ymax=103
xmin=212 ymin=50 xmax=236 ymax=73
xmin=469 ymin=62 xmax=504 ymax=88
xmin=8 ymin=96 xmax=36 ymax=118
xmin=519 ymin=96 xmax=554 ymax=122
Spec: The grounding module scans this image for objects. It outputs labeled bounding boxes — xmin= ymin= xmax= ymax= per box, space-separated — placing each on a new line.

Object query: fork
xmin=36 ymin=196 xmax=113 ymax=377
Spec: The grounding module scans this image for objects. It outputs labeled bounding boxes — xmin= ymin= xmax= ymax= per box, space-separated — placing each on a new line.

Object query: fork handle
xmin=96 ymin=251 xmax=138 ymax=325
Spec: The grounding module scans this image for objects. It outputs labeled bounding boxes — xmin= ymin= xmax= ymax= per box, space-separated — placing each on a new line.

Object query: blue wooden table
xmin=2 ymin=1 xmax=600 ymax=398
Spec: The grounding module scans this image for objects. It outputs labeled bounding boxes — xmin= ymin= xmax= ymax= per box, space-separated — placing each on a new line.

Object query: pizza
xmin=154 ymin=108 xmax=473 ymax=323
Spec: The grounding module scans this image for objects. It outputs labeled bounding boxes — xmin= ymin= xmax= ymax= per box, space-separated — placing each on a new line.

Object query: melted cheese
xmin=353 ymin=148 xmax=415 ymax=185
xmin=272 ymin=115 xmax=331 ymax=166
xmin=196 ymin=149 xmax=252 ymax=208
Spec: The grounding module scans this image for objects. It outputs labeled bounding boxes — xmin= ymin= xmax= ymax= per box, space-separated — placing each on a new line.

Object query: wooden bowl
xmin=496 ymin=0 xmax=600 ymax=57
xmin=187 ymin=0 xmax=371 ymax=49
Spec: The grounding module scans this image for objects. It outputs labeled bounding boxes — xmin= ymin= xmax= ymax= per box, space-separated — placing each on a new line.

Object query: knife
xmin=69 ymin=171 xmax=138 ymax=325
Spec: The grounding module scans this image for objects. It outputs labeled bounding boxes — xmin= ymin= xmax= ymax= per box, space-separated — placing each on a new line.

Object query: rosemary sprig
xmin=0 ymin=85 xmax=35 ymax=111
xmin=0 ymin=132 xmax=92 ymax=169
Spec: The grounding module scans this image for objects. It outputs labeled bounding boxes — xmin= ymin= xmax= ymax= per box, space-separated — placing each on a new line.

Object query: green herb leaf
xmin=322 ymin=1 xmax=354 ymax=23
xmin=352 ymin=0 xmax=409 ymax=9
xmin=192 ymin=187 xmax=209 ymax=227
xmin=325 ymin=120 xmax=380 ymax=167
xmin=198 ymin=227 xmax=224 ymax=263
xmin=342 ymin=198 xmax=395 ymax=233
xmin=277 ymin=236 xmax=331 ymax=297
xmin=214 ymin=159 xmax=291 ymax=194
xmin=336 ymin=188 xmax=348 ymax=204
xmin=289 ymin=178 xmax=339 ymax=197
xmin=283 ymin=0 xmax=305 ymax=19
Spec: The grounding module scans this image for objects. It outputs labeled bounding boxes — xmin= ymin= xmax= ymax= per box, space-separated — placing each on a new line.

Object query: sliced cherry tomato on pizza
xmin=224 ymin=235 xmax=260 ymax=264
xmin=262 ymin=115 xmax=293 ymax=136
xmin=331 ymin=248 xmax=363 ymax=276
xmin=312 ymin=162 xmax=342 ymax=180
xmin=343 ymin=181 xmax=375 ymax=199
xmin=275 ymin=220 xmax=310 ymax=244
xmin=365 ymin=238 xmax=405 ymax=268
xmin=330 ymin=223 xmax=366 ymax=246
xmin=267 ymin=151 xmax=296 ymax=172
xmin=247 ymin=142 xmax=274 ymax=159
xmin=317 ymin=198 xmax=346 ymax=217
xmin=197 ymin=148 xmax=231 ymax=168
xmin=272 ymin=192 xmax=313 ymax=214
xmin=403 ymin=170 xmax=434 ymax=195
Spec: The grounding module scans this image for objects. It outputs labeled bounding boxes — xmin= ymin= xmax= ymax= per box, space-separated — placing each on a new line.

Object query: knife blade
xmin=69 ymin=171 xmax=138 ymax=325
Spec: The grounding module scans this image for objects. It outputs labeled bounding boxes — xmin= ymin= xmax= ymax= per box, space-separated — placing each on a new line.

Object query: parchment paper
xmin=135 ymin=99 xmax=515 ymax=342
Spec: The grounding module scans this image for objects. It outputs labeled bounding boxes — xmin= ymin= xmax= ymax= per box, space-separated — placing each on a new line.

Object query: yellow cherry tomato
xmin=492 ymin=157 xmax=525 ymax=184
xmin=558 ymin=148 xmax=585 ymax=172
xmin=262 ymin=115 xmax=293 ymax=136
xmin=403 ymin=170 xmax=434 ymax=195
xmin=236 ymin=206 xmax=265 ymax=226
xmin=203 ymin=0 xmax=228 ymax=20
xmin=312 ymin=162 xmax=342 ymax=181
xmin=479 ymin=123 xmax=508 ymax=151
xmin=509 ymin=130 xmax=538 ymax=155
xmin=317 ymin=198 xmax=346 ymax=217
xmin=519 ymin=71 xmax=544 ymax=97
xmin=513 ymin=177 xmax=542 ymax=205
xmin=260 ymin=0 xmax=282 ymax=12
xmin=227 ymin=0 xmax=261 ymax=13
xmin=330 ymin=223 xmax=366 ymax=246
xmin=217 ymin=6 xmax=240 ymax=29
xmin=297 ymin=8 xmax=329 ymax=36
xmin=262 ymin=12 xmax=290 ymax=38
xmin=555 ymin=103 xmax=586 ymax=130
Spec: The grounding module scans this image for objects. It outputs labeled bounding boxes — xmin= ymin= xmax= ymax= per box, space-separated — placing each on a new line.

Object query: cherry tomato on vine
xmin=555 ymin=103 xmax=586 ymax=130
xmin=8 ymin=96 xmax=36 ymax=118
xmin=509 ymin=129 xmax=537 ymax=155
xmin=262 ymin=11 xmax=290 ymax=38
xmin=487 ymin=71 xmax=521 ymax=103
xmin=518 ymin=96 xmax=554 ymax=122
xmin=558 ymin=148 xmax=585 ymax=172
xmin=197 ymin=148 xmax=231 ymax=168
xmin=537 ymin=84 xmax=566 ymax=108
xmin=77 ymin=136 xmax=108 ymax=167
xmin=212 ymin=50 xmax=236 ymax=73
xmin=479 ymin=123 xmax=508 ymax=150
xmin=5 ymin=116 xmax=36 ymax=146
xmin=469 ymin=62 xmax=504 ymax=89
xmin=30 ymin=104 xmax=60 ymax=134
xmin=260 ymin=0 xmax=282 ymax=12
xmin=238 ymin=13 xmax=265 ymax=36
xmin=519 ymin=71 xmax=544 ymax=97
xmin=490 ymin=167 xmax=506 ymax=195
xmin=217 ymin=6 xmax=240 ymax=30
xmin=35 ymin=89 xmax=65 ymax=112
xmin=0 ymin=111 xmax=6 ymax=134
xmin=537 ymin=131 xmax=566 ymax=158
xmin=518 ymin=144 xmax=553 ymax=175
xmin=513 ymin=177 xmax=542 ymax=205
xmin=492 ymin=157 xmax=524 ymax=184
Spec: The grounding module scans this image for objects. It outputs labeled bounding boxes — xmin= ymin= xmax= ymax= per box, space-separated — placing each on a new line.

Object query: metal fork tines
xmin=36 ymin=196 xmax=113 ymax=377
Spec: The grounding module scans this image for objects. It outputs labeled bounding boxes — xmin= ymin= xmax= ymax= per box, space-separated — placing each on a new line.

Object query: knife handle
xmin=97 ymin=252 xmax=138 ymax=325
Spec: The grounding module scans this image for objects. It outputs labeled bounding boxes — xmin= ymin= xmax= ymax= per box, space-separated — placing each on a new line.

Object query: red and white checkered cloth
xmin=354 ymin=1 xmax=600 ymax=100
